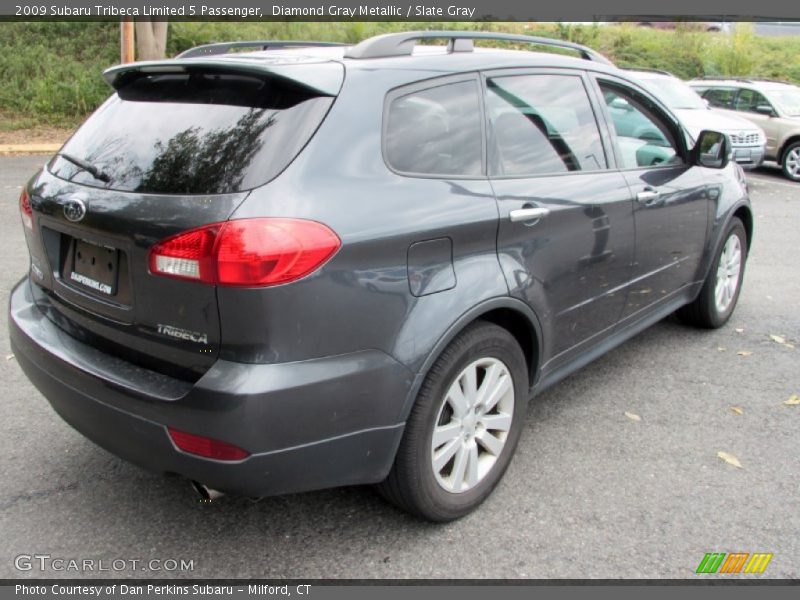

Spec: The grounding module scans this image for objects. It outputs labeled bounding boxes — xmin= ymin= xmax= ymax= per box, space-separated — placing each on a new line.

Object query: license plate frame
xmin=68 ymin=238 xmax=120 ymax=296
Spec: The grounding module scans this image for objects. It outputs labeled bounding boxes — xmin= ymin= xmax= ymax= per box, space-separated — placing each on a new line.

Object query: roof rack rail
xmin=743 ymin=76 xmax=794 ymax=85
xmin=343 ymin=31 xmax=613 ymax=65
xmin=177 ymin=41 xmax=345 ymax=59
xmin=691 ymin=76 xmax=753 ymax=83
xmin=691 ymin=76 xmax=794 ymax=85
xmin=622 ymin=67 xmax=675 ymax=77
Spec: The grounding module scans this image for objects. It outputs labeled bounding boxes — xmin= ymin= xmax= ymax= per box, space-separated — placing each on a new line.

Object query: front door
xmin=593 ymin=76 xmax=710 ymax=320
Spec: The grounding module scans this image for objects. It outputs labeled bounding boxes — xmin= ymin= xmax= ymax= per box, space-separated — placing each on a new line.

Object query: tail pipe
xmin=191 ymin=481 xmax=225 ymax=502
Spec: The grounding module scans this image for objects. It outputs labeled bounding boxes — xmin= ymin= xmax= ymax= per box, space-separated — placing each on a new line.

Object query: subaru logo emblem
xmin=63 ymin=198 xmax=87 ymax=222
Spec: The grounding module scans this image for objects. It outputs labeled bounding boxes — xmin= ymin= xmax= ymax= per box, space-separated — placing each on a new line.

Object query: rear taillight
xmin=19 ymin=188 xmax=32 ymax=230
xmin=149 ymin=218 xmax=340 ymax=287
xmin=168 ymin=427 xmax=250 ymax=461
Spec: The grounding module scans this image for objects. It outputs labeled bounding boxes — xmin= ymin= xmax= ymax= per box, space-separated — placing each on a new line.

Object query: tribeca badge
xmin=696 ymin=552 xmax=773 ymax=574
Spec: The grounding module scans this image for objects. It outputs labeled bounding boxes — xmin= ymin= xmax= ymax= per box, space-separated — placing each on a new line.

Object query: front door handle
xmin=636 ymin=188 xmax=660 ymax=203
xmin=509 ymin=207 xmax=550 ymax=223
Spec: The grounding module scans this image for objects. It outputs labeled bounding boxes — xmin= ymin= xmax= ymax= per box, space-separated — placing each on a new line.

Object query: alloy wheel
xmin=785 ymin=147 xmax=800 ymax=179
xmin=431 ymin=357 xmax=515 ymax=493
xmin=714 ymin=234 xmax=742 ymax=314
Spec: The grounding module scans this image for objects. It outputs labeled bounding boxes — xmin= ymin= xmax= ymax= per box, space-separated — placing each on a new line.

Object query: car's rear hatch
xmin=24 ymin=56 xmax=343 ymax=381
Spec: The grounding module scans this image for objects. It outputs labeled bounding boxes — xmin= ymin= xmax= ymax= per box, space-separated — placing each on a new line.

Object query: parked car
xmin=9 ymin=32 xmax=752 ymax=521
xmin=635 ymin=21 xmax=728 ymax=32
xmin=625 ymin=69 xmax=766 ymax=169
xmin=689 ymin=77 xmax=800 ymax=181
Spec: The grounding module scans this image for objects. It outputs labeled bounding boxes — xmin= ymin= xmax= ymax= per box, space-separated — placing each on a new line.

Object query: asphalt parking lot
xmin=0 ymin=156 xmax=798 ymax=580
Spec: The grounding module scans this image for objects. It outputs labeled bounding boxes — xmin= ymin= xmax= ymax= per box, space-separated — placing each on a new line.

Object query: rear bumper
xmin=9 ymin=278 xmax=410 ymax=497
xmin=732 ymin=145 xmax=765 ymax=169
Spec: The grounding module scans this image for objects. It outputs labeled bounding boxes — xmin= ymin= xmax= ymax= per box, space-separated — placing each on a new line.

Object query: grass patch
xmin=2 ymin=21 xmax=800 ymax=130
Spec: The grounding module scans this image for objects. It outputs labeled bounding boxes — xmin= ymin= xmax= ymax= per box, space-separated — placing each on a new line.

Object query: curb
xmin=0 ymin=144 xmax=62 ymax=154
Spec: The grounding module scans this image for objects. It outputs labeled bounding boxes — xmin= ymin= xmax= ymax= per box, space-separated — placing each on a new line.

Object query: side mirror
xmin=692 ymin=130 xmax=731 ymax=169
xmin=755 ymin=104 xmax=774 ymax=116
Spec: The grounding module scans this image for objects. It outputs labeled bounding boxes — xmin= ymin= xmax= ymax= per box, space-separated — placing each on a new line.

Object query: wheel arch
xmin=399 ymin=297 xmax=543 ymax=422
xmin=732 ymin=204 xmax=753 ymax=255
xmin=778 ymin=135 xmax=800 ymax=165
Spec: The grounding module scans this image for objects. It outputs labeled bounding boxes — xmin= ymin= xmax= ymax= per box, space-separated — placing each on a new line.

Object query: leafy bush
xmin=2 ymin=21 xmax=800 ymax=129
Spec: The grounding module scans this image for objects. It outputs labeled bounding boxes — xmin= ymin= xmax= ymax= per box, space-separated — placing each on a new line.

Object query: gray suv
xmin=9 ymin=32 xmax=752 ymax=521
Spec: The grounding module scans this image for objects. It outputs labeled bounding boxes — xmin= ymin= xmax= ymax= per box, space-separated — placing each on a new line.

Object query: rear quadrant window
xmin=385 ymin=80 xmax=482 ymax=177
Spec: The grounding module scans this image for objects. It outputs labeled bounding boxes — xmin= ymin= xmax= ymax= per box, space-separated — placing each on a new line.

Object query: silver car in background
xmin=626 ymin=68 xmax=766 ymax=169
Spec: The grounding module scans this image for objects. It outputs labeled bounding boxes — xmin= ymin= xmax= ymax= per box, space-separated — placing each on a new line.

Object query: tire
xmin=677 ymin=218 xmax=747 ymax=328
xmin=781 ymin=141 xmax=800 ymax=182
xmin=377 ymin=321 xmax=528 ymax=522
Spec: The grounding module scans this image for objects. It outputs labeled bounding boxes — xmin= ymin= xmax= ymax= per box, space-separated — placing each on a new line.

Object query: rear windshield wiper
xmin=57 ymin=152 xmax=111 ymax=183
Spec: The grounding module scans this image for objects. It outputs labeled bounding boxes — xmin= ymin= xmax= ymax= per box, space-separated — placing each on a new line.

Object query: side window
xmin=485 ymin=74 xmax=607 ymax=176
xmin=734 ymin=89 xmax=772 ymax=113
xmin=600 ymin=82 xmax=683 ymax=169
xmin=704 ymin=87 xmax=737 ymax=109
xmin=385 ymin=80 xmax=482 ymax=177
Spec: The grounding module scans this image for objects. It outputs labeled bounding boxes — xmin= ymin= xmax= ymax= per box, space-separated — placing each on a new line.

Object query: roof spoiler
xmin=102 ymin=59 xmax=343 ymax=96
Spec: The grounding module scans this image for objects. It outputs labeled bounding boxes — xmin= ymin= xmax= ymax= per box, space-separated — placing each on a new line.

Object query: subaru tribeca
xmin=9 ymin=32 xmax=752 ymax=521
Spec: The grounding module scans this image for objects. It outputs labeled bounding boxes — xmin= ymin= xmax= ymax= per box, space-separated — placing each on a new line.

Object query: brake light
xmin=149 ymin=218 xmax=340 ymax=287
xmin=168 ymin=427 xmax=250 ymax=461
xmin=19 ymin=188 xmax=32 ymax=230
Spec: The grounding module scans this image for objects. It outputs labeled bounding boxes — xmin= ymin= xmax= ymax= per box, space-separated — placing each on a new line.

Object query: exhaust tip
xmin=191 ymin=480 xmax=225 ymax=503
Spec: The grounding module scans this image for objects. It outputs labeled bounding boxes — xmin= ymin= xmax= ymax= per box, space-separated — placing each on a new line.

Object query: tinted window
xmin=601 ymin=82 xmax=683 ymax=169
xmin=704 ymin=87 xmax=737 ymax=109
xmin=49 ymin=70 xmax=337 ymax=194
xmin=734 ymin=89 xmax=771 ymax=113
xmin=385 ymin=80 xmax=482 ymax=176
xmin=486 ymin=74 xmax=607 ymax=176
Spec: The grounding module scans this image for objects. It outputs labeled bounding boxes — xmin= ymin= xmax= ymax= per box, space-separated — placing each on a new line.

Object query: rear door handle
xmin=636 ymin=188 xmax=660 ymax=203
xmin=509 ymin=207 xmax=550 ymax=222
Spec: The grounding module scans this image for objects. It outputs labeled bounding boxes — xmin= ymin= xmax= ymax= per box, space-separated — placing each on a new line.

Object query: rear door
xmin=591 ymin=75 xmax=710 ymax=320
xmin=25 ymin=63 xmax=342 ymax=380
xmin=487 ymin=69 xmax=635 ymax=367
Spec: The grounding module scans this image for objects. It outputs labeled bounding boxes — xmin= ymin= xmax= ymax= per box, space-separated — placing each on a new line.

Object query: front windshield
xmin=768 ymin=89 xmax=800 ymax=117
xmin=641 ymin=77 xmax=708 ymax=110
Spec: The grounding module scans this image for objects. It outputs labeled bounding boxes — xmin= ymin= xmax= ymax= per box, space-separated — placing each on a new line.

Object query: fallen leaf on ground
xmin=734 ymin=328 xmax=744 ymax=333
xmin=717 ymin=346 xmax=726 ymax=352
xmin=717 ymin=451 xmax=742 ymax=468
xmin=730 ymin=407 xmax=744 ymax=415
xmin=770 ymin=334 xmax=787 ymax=344
xmin=737 ymin=351 xmax=752 ymax=357
xmin=783 ymin=394 xmax=800 ymax=406
xmin=624 ymin=412 xmax=641 ymax=421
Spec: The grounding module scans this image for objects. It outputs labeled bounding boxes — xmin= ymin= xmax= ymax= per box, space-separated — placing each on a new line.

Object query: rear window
xmin=49 ymin=68 xmax=340 ymax=195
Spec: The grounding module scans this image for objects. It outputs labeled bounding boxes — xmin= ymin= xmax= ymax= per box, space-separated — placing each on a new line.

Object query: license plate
xmin=69 ymin=239 xmax=119 ymax=296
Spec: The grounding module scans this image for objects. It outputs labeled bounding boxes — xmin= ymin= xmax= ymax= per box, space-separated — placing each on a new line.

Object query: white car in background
xmin=625 ymin=68 xmax=766 ymax=169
